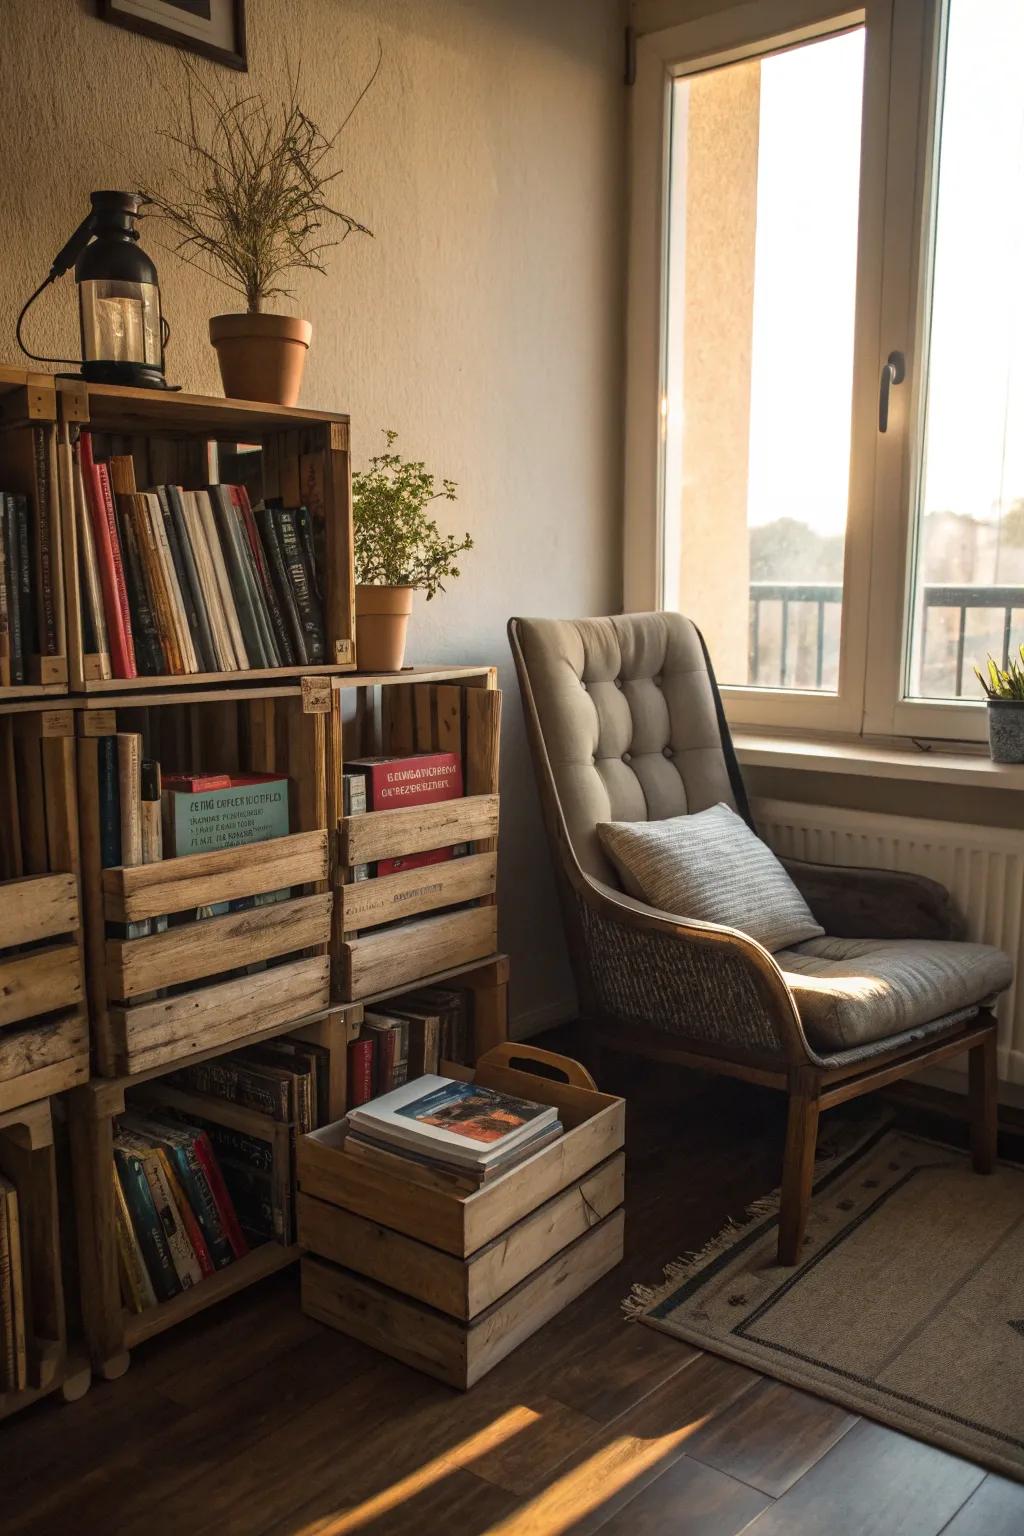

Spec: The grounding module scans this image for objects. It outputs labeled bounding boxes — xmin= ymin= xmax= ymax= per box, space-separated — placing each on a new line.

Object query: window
xmin=626 ymin=0 xmax=1020 ymax=743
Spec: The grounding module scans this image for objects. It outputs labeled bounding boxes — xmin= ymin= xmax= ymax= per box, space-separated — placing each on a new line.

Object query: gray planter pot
xmin=987 ymin=699 xmax=1024 ymax=763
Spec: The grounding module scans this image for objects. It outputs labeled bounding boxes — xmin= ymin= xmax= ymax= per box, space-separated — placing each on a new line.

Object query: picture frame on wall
xmin=98 ymin=0 xmax=247 ymax=72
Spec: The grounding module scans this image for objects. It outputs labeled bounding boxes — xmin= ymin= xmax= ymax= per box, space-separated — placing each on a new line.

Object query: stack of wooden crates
xmin=0 ymin=366 xmax=511 ymax=1408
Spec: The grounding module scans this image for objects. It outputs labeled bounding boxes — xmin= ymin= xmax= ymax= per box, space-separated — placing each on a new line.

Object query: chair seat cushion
xmin=775 ymin=935 xmax=1013 ymax=1052
xmin=597 ymin=802 xmax=824 ymax=952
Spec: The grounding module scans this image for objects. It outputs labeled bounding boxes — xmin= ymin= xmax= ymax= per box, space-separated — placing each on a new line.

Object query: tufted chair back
xmin=509 ymin=612 xmax=750 ymax=892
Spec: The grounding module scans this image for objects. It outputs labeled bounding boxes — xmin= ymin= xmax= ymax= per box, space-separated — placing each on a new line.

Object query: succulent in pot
xmin=353 ymin=430 xmax=473 ymax=671
xmin=975 ymin=647 xmax=1024 ymax=763
xmin=142 ymin=57 xmax=378 ymax=405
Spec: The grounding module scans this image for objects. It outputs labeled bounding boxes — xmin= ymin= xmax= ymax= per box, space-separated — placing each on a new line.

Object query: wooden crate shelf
xmin=55 ymin=379 xmax=356 ymax=693
xmin=0 ymin=1097 xmax=90 ymax=1419
xmin=331 ymin=669 xmax=501 ymax=1004
xmin=299 ymin=1046 xmax=625 ymax=1389
xmin=0 ymin=368 xmax=68 ymax=704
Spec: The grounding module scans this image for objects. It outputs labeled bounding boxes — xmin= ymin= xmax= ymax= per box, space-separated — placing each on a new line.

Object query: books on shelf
xmin=0 ymin=428 xmax=60 ymax=687
xmin=344 ymin=1075 xmax=562 ymax=1187
xmin=344 ymin=986 xmax=475 ymax=1111
xmin=341 ymin=753 xmax=468 ymax=888
xmin=73 ymin=430 xmax=327 ymax=679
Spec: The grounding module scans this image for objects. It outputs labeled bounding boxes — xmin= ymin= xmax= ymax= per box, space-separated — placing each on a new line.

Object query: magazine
xmin=347 ymin=1075 xmax=559 ymax=1167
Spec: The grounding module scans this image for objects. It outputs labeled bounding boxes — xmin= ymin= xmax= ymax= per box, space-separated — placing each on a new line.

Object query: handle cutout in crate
xmin=101 ymin=830 xmax=328 ymax=923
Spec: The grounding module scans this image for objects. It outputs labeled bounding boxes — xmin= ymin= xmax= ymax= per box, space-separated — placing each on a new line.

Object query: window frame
xmin=626 ymin=0 xmax=990 ymax=745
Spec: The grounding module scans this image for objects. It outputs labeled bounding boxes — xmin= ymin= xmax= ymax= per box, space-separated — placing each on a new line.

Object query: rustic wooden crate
xmin=0 ymin=873 xmax=88 ymax=1113
xmin=77 ymin=689 xmax=336 ymax=1076
xmin=55 ymin=379 xmax=355 ymax=692
xmin=298 ymin=1046 xmax=625 ymax=1387
xmin=332 ymin=671 xmax=501 ymax=1003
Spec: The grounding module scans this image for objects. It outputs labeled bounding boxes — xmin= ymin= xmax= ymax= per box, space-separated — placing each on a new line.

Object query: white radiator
xmin=752 ymin=797 xmax=1024 ymax=1088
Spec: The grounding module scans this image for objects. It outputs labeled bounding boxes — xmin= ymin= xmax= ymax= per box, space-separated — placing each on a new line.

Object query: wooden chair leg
xmin=968 ymin=1026 xmax=998 ymax=1174
xmin=778 ymin=1071 xmax=820 ymax=1266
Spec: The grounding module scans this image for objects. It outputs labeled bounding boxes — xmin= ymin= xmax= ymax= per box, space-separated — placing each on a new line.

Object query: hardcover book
xmin=162 ymin=775 xmax=289 ymax=856
xmin=347 ymin=753 xmax=464 ymax=877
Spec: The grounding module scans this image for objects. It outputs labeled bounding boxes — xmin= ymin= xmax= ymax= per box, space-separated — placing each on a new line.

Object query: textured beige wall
xmin=0 ymin=0 xmax=627 ymax=1033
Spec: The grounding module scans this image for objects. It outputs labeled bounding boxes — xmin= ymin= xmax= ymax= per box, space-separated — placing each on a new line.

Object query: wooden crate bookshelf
xmin=74 ymin=682 xmax=337 ymax=1077
xmin=0 ymin=705 xmax=88 ymax=1112
xmin=0 ymin=1097 xmax=90 ymax=1419
xmin=55 ymin=379 xmax=356 ymax=693
xmin=331 ymin=667 xmax=501 ymax=1004
xmin=0 ymin=366 xmax=68 ymax=701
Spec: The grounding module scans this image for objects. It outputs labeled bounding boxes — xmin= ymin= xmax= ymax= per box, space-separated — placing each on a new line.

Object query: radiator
xmin=752 ymin=797 xmax=1024 ymax=1088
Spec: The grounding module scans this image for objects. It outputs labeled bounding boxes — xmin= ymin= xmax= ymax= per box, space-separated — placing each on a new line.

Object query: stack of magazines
xmin=344 ymin=1075 xmax=562 ymax=1190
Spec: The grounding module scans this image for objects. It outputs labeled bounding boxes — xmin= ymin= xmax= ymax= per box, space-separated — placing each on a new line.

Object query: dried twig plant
xmin=142 ymin=51 xmax=381 ymax=313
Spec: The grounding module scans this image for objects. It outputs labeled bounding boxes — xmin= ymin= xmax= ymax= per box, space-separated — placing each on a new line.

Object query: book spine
xmin=155 ymin=1149 xmax=213 ymax=1280
xmin=97 ymin=735 xmax=122 ymax=868
xmin=114 ymin=1149 xmax=180 ymax=1302
xmin=32 ymin=426 xmax=58 ymax=656
xmin=209 ymin=486 xmax=267 ymax=668
xmin=166 ymin=485 xmax=216 ymax=673
xmin=175 ymin=1061 xmax=290 ymax=1121
xmin=113 ymin=1166 xmax=157 ymax=1313
xmin=296 ymin=502 xmax=324 ymax=603
xmin=3 ymin=496 xmax=21 ymax=685
xmin=193 ymin=1132 xmax=249 ymax=1260
xmin=135 ymin=494 xmax=183 ymax=675
xmin=347 ymin=1038 xmax=375 ymax=1108
xmin=81 ymin=435 xmax=136 ymax=678
xmin=166 ymin=1141 xmax=235 ymax=1271
xmin=0 ymin=501 xmax=9 ymax=688
xmin=228 ymin=489 xmax=278 ymax=667
xmin=180 ymin=491 xmax=232 ymax=671
xmin=153 ymin=488 xmax=198 ymax=672
xmin=14 ymin=495 xmax=36 ymax=673
xmin=116 ymin=495 xmax=165 ymax=675
xmin=72 ymin=435 xmax=110 ymax=669
xmin=256 ymin=505 xmax=308 ymax=664
xmin=117 ymin=732 xmax=143 ymax=869
xmin=275 ymin=507 xmax=325 ymax=663
xmin=234 ymin=487 xmax=294 ymax=666
xmin=195 ymin=490 xmax=247 ymax=669
xmin=140 ymin=1148 xmax=202 ymax=1288
xmin=0 ymin=1184 xmax=14 ymax=1390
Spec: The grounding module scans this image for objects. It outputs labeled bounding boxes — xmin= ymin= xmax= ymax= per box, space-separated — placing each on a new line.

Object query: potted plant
xmin=353 ymin=431 xmax=473 ymax=671
xmin=975 ymin=646 xmax=1024 ymax=763
xmin=143 ymin=59 xmax=377 ymax=405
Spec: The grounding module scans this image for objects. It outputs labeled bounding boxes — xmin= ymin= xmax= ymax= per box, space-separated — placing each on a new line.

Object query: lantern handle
xmin=16 ymin=210 xmax=99 ymax=367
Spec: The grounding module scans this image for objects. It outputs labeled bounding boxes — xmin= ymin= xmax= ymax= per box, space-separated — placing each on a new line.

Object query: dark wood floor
xmin=4 ymin=1051 xmax=1023 ymax=1536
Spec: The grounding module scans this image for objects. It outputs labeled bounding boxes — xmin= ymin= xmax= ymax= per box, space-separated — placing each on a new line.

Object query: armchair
xmin=509 ymin=612 xmax=1012 ymax=1264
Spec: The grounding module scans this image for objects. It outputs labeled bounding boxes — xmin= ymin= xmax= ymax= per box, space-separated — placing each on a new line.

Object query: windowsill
xmin=732 ymin=731 xmax=1024 ymax=792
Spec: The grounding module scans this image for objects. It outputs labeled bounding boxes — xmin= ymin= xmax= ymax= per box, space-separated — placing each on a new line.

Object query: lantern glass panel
xmin=79 ymin=279 xmax=161 ymax=366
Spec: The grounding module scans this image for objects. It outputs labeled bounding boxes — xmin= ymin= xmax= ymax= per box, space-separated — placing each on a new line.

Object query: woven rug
xmin=628 ymin=1127 xmax=1024 ymax=1482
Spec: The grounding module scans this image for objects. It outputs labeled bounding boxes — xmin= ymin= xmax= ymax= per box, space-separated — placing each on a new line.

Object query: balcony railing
xmin=748 ymin=581 xmax=1024 ymax=693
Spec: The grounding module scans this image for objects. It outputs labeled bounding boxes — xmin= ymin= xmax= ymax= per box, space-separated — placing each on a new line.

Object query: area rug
xmin=628 ymin=1127 xmax=1024 ymax=1482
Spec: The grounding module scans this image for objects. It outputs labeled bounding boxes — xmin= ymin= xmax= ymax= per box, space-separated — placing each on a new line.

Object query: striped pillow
xmin=597 ymin=803 xmax=824 ymax=953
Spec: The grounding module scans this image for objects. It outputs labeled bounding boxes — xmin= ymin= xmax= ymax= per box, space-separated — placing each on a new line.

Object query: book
xmin=348 ymin=1076 xmax=559 ymax=1169
xmin=273 ymin=505 xmax=325 ymax=663
xmin=143 ymin=1119 xmax=238 ymax=1271
xmin=347 ymin=1037 xmax=375 ymax=1108
xmin=256 ymin=504 xmax=306 ymax=663
xmin=179 ymin=489 xmax=235 ymax=671
xmin=114 ymin=1140 xmax=180 ymax=1302
xmin=32 ymin=426 xmax=58 ymax=657
xmin=13 ymin=495 xmax=35 ymax=677
xmin=162 ymin=774 xmax=289 ymax=856
xmin=109 ymin=455 xmax=166 ymax=677
xmin=209 ymin=484 xmax=270 ymax=668
xmin=165 ymin=485 xmax=217 ymax=672
xmin=347 ymin=754 xmax=463 ymax=877
xmin=229 ymin=486 xmax=281 ymax=668
xmin=116 ymin=1124 xmax=203 ymax=1289
xmin=342 ymin=772 xmax=371 ymax=883
xmin=97 ymin=735 xmax=122 ymax=869
xmin=2 ymin=495 xmax=20 ymax=685
xmin=235 ymin=487 xmax=294 ymax=666
xmin=171 ymin=1056 xmax=295 ymax=1124
xmin=0 ymin=502 xmax=8 ymax=688
xmin=72 ymin=435 xmax=111 ymax=672
xmin=389 ymin=1004 xmax=442 ymax=1078
xmin=147 ymin=489 xmax=197 ymax=673
xmin=113 ymin=1165 xmax=158 ymax=1314
xmin=343 ymin=1120 xmax=563 ymax=1191
xmin=80 ymin=433 xmax=136 ymax=678
xmin=394 ymin=986 xmax=471 ymax=1064
xmin=0 ymin=1177 xmax=15 ymax=1390
xmin=362 ymin=1013 xmax=410 ymax=1095
xmin=117 ymin=732 xmax=143 ymax=869
xmin=195 ymin=489 xmax=248 ymax=669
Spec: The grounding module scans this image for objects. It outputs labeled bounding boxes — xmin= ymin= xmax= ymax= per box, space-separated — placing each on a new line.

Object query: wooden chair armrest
xmin=782 ymin=858 xmax=965 ymax=941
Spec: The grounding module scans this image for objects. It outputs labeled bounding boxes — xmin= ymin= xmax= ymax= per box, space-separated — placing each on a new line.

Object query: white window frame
xmin=625 ymin=0 xmax=989 ymax=745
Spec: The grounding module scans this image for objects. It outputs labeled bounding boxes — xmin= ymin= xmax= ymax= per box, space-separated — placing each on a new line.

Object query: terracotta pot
xmin=355 ymin=585 xmax=414 ymax=672
xmin=209 ymin=313 xmax=312 ymax=406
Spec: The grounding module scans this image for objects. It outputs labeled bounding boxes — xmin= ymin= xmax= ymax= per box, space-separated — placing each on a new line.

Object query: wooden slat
xmin=341 ymin=794 xmax=499 ymax=866
xmin=413 ymin=684 xmax=435 ymax=750
xmin=125 ymin=1243 xmax=302 ymax=1349
xmin=435 ymin=684 xmax=462 ymax=757
xmin=104 ymin=955 xmax=331 ymax=1077
xmin=301 ymin=1210 xmax=625 ymax=1390
xmin=298 ymin=1153 xmax=624 ymax=1320
xmin=465 ymin=688 xmax=501 ymax=796
xmin=106 ymin=892 xmax=333 ymax=999
xmin=101 ymin=830 xmax=328 ymax=922
xmin=0 ymin=943 xmax=82 ymax=1028
xmin=0 ymin=1010 xmax=88 ymax=1112
xmin=338 ymin=851 xmax=496 ymax=931
xmin=341 ymin=906 xmax=497 ymax=1001
xmin=0 ymin=874 xmax=79 ymax=947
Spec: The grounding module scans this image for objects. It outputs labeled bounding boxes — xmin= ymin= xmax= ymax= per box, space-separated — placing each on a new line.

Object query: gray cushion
xmin=597 ymin=803 xmax=825 ymax=953
xmin=776 ymin=935 xmax=1014 ymax=1052
xmin=513 ymin=614 xmax=737 ymax=884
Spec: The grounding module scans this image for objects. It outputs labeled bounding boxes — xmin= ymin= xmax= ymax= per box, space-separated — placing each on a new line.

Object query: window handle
xmin=878 ymin=349 xmax=906 ymax=433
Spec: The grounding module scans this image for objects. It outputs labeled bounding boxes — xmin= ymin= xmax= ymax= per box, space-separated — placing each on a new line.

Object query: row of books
xmin=73 ymin=431 xmax=326 ymax=680
xmin=0 ymin=431 xmax=59 ymax=686
xmin=343 ymin=1076 xmax=562 ymax=1193
xmin=347 ymin=985 xmax=474 ymax=1108
xmin=115 ymin=1038 xmax=326 ymax=1313
xmin=0 ymin=1175 xmax=26 ymax=1392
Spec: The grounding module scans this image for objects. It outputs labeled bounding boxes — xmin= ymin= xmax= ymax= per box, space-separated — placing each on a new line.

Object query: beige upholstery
xmin=777 ymin=936 xmax=1013 ymax=1053
xmin=513 ymin=613 xmax=737 ymax=884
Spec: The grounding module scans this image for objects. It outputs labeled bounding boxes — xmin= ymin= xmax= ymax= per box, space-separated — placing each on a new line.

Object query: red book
xmin=348 ymin=753 xmax=463 ymax=877
xmin=347 ymin=1038 xmax=375 ymax=1108
xmin=192 ymin=1131 xmax=249 ymax=1261
xmin=161 ymin=772 xmax=233 ymax=792
xmin=79 ymin=433 xmax=136 ymax=678
xmin=166 ymin=1168 xmax=215 ymax=1278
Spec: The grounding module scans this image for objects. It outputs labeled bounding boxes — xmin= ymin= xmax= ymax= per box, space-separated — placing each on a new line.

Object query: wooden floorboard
xmin=2 ymin=1048 xmax=1022 ymax=1535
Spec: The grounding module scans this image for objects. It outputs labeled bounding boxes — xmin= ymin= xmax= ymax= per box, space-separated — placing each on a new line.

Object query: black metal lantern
xmin=17 ymin=190 xmax=171 ymax=390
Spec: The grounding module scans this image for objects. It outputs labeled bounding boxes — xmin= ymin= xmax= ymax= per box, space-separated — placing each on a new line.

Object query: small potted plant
xmin=353 ymin=430 xmax=473 ymax=671
xmin=975 ymin=646 xmax=1024 ymax=763
xmin=143 ymin=59 xmax=377 ymax=405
